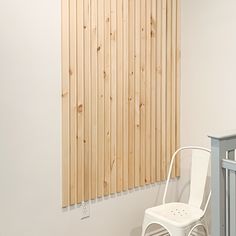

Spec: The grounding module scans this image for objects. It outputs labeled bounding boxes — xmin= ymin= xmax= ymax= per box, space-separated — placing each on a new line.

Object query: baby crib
xmin=209 ymin=131 xmax=236 ymax=236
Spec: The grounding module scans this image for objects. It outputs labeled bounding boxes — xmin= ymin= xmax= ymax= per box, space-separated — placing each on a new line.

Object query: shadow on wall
xmin=130 ymin=226 xmax=142 ymax=236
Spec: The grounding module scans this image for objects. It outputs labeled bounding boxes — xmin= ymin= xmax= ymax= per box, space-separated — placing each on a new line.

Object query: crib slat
xmin=229 ymin=170 xmax=236 ymax=235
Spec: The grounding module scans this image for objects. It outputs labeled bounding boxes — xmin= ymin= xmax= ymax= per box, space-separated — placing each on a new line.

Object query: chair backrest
xmin=188 ymin=149 xmax=210 ymax=209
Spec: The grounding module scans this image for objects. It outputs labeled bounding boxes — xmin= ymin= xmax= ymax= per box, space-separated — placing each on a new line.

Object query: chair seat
xmin=145 ymin=202 xmax=204 ymax=228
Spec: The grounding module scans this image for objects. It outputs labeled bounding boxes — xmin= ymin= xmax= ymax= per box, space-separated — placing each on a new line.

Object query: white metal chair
xmin=141 ymin=146 xmax=211 ymax=236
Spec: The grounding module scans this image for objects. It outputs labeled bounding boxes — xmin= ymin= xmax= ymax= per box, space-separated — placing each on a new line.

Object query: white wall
xmin=3 ymin=0 xmax=235 ymax=235
xmin=181 ymin=0 xmax=236 ymax=148
xmin=181 ymin=0 xmax=236 ymax=230
xmin=0 ymin=1 xmax=176 ymax=236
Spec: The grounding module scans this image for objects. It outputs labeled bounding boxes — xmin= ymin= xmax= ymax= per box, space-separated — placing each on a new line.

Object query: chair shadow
xmin=129 ymin=226 xmax=142 ymax=236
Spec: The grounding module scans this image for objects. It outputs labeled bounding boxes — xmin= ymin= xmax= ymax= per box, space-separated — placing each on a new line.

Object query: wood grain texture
xmin=91 ymin=0 xmax=98 ymax=200
xmin=83 ymin=0 xmax=91 ymax=202
xmin=97 ymin=0 xmax=105 ymax=197
xmin=171 ymin=0 xmax=177 ymax=178
xmin=140 ymin=0 xmax=146 ymax=186
xmin=77 ymin=0 xmax=84 ymax=204
xmin=151 ymin=0 xmax=157 ymax=184
xmin=110 ymin=0 xmax=117 ymax=194
xmin=128 ymin=0 xmax=135 ymax=189
xmin=156 ymin=0 xmax=162 ymax=182
xmin=161 ymin=0 xmax=167 ymax=180
xmin=145 ymin=0 xmax=151 ymax=185
xmin=123 ymin=0 xmax=129 ymax=191
xmin=166 ymin=0 xmax=172 ymax=179
xmin=175 ymin=0 xmax=181 ymax=177
xmin=116 ymin=0 xmax=123 ymax=193
xmin=62 ymin=0 xmax=70 ymax=207
xmin=134 ymin=0 xmax=141 ymax=188
xmin=62 ymin=0 xmax=181 ymax=207
xmin=69 ymin=0 xmax=77 ymax=205
xmin=104 ymin=0 xmax=111 ymax=196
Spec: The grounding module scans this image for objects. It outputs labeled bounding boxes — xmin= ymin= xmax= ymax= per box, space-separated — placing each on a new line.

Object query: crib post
xmin=209 ymin=131 xmax=236 ymax=236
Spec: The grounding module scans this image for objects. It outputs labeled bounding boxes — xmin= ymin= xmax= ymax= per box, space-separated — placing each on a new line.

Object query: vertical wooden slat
xmin=171 ymin=0 xmax=177 ymax=178
xmin=156 ymin=0 xmax=162 ymax=182
xmin=140 ymin=0 xmax=146 ymax=186
xmin=166 ymin=0 xmax=172 ymax=178
xmin=145 ymin=0 xmax=151 ymax=185
xmin=97 ymin=0 xmax=105 ymax=197
xmin=91 ymin=0 xmax=98 ymax=200
xmin=161 ymin=0 xmax=167 ymax=180
xmin=116 ymin=0 xmax=123 ymax=193
xmin=110 ymin=0 xmax=117 ymax=194
xmin=104 ymin=0 xmax=111 ymax=196
xmin=175 ymin=0 xmax=181 ymax=176
xmin=84 ymin=0 xmax=91 ymax=201
xmin=62 ymin=0 xmax=70 ymax=207
xmin=123 ymin=0 xmax=129 ymax=191
xmin=128 ymin=0 xmax=135 ymax=189
xmin=150 ymin=0 xmax=157 ymax=184
xmin=134 ymin=0 xmax=141 ymax=188
xmin=69 ymin=0 xmax=77 ymax=205
xmin=77 ymin=0 xmax=84 ymax=204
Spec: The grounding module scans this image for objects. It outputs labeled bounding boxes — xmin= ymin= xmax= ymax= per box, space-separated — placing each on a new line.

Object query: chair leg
xmin=187 ymin=223 xmax=208 ymax=236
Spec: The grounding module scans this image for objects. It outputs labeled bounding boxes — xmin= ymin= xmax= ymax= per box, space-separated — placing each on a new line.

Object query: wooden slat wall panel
xmin=156 ymin=0 xmax=162 ymax=182
xmin=140 ymin=0 xmax=146 ymax=187
xmin=97 ymin=0 xmax=105 ymax=197
xmin=134 ymin=0 xmax=141 ymax=188
xmin=123 ymin=0 xmax=129 ymax=191
xmin=83 ymin=0 xmax=91 ymax=202
xmin=166 ymin=0 xmax=172 ymax=179
xmin=62 ymin=0 xmax=180 ymax=207
xmin=175 ymin=0 xmax=181 ymax=176
xmin=77 ymin=0 xmax=84 ymax=203
xmin=62 ymin=0 xmax=70 ymax=207
xmin=116 ymin=0 xmax=123 ymax=193
xmin=104 ymin=0 xmax=111 ymax=196
xmin=128 ymin=0 xmax=135 ymax=189
xmin=145 ymin=0 xmax=151 ymax=185
xmin=151 ymin=0 xmax=157 ymax=184
xmin=171 ymin=0 xmax=177 ymax=178
xmin=110 ymin=0 xmax=117 ymax=194
xmin=161 ymin=0 xmax=167 ymax=180
xmin=91 ymin=0 xmax=98 ymax=200
xmin=69 ymin=0 xmax=77 ymax=205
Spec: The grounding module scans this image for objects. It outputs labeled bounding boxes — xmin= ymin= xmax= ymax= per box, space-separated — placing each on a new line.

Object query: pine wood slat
xmin=62 ymin=0 xmax=181 ymax=207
